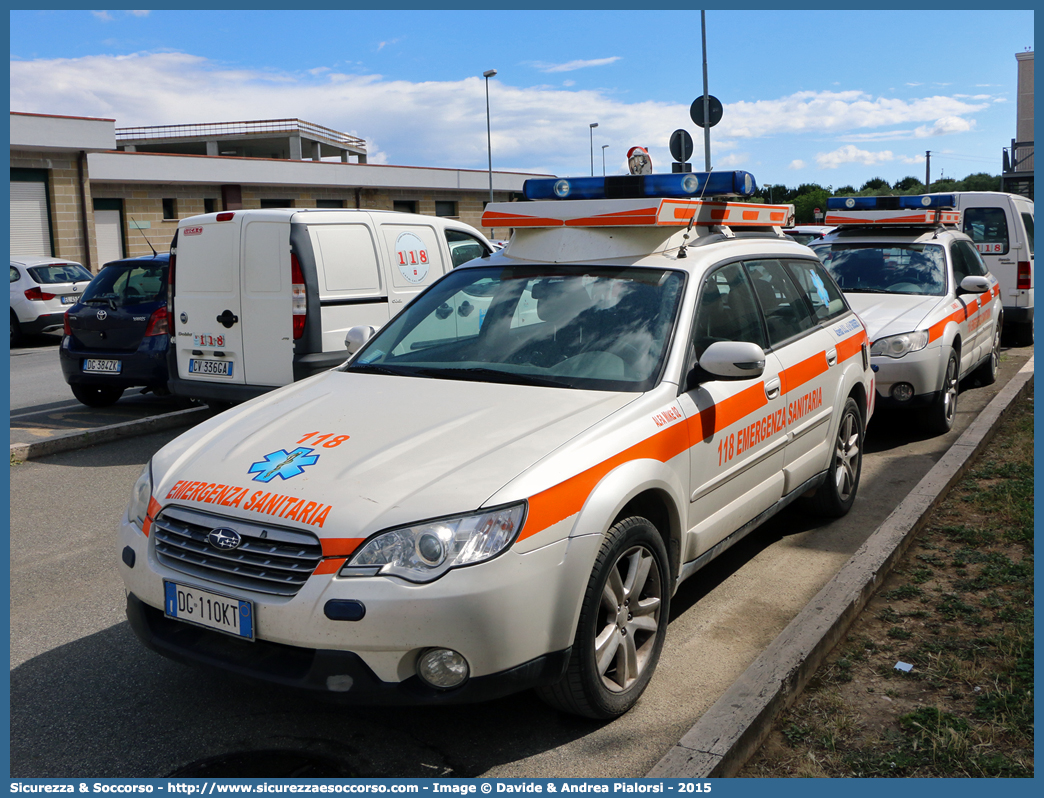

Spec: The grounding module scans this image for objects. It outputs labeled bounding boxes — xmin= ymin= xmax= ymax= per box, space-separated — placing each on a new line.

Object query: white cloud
xmin=721 ymin=90 xmax=989 ymax=140
xmin=525 ymin=57 xmax=621 ymax=73
xmin=5 ymin=52 xmax=997 ymax=177
xmin=128 ymin=10 xmax=150 ymax=17
xmin=91 ymin=11 xmax=113 ymax=21
xmin=789 ymin=160 xmax=806 ymax=170
xmin=716 ymin=152 xmax=749 ymax=168
xmin=914 ymin=116 xmax=975 ymax=137
xmin=815 ymin=145 xmax=895 ymax=169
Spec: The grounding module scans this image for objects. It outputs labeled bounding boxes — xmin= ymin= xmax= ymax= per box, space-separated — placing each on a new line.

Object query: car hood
xmin=151 ymin=370 xmax=636 ymax=540
xmin=844 ymin=293 xmax=947 ymax=343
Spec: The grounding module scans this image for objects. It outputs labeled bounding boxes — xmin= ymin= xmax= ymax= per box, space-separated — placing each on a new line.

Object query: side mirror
xmin=344 ymin=325 xmax=375 ymax=354
xmin=959 ymin=275 xmax=990 ymax=295
xmin=693 ymin=341 xmax=767 ymax=383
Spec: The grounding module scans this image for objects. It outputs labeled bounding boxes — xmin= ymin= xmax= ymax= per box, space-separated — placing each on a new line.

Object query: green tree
xmin=958 ymin=172 xmax=1001 ymax=191
xmin=835 ymin=185 xmax=856 ymax=195
xmin=893 ymin=176 xmax=925 ymax=192
xmin=791 ymin=188 xmax=830 ymax=224
xmin=859 ymin=177 xmax=890 ymax=192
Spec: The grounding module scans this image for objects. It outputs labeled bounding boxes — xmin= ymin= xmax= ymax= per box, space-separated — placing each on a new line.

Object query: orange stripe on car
xmin=142 ymin=496 xmax=162 ymax=537
xmin=321 ymin=538 xmax=365 ymax=558
xmin=519 ymin=332 xmax=867 ymax=542
xmin=313 ymin=559 xmax=347 ymax=575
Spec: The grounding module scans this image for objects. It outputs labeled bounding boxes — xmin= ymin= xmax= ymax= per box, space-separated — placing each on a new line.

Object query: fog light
xmin=891 ymin=383 xmax=915 ymax=402
xmin=417 ymin=648 xmax=469 ymax=689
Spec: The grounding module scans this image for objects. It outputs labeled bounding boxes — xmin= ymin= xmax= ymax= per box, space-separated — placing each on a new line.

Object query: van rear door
xmin=240 ymin=218 xmax=294 ymax=385
xmin=172 ymin=217 xmax=248 ymax=386
xmin=379 ymin=222 xmax=451 ymax=316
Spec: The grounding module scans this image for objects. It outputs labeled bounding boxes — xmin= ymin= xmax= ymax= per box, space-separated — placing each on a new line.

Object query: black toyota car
xmin=60 ymin=253 xmax=171 ymax=407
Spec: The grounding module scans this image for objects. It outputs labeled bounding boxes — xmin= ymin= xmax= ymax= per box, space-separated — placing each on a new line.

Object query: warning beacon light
xmin=826 ymin=194 xmax=956 ymax=211
xmin=523 ymin=170 xmax=758 ymax=201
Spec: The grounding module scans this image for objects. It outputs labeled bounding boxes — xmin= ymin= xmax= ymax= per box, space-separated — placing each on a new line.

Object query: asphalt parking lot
xmin=8 ymin=344 xmax=1032 ymax=779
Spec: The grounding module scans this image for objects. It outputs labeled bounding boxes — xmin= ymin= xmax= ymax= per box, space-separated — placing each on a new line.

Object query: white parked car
xmin=816 ymin=194 xmax=1003 ymax=434
xmin=10 ymin=256 xmax=94 ymax=345
xmin=785 ymin=225 xmax=836 ymax=246
xmin=119 ymin=171 xmax=874 ymax=719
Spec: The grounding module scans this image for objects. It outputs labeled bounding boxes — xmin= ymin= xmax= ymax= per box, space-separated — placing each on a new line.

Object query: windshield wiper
xmin=84 ymin=296 xmax=118 ymax=310
xmin=845 ymin=288 xmax=892 ymax=294
xmin=345 ymin=362 xmax=414 ymax=377
xmin=411 ymin=366 xmax=567 ymax=389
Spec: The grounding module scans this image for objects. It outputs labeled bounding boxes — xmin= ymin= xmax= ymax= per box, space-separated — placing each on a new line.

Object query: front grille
xmin=152 ymin=505 xmax=323 ymax=597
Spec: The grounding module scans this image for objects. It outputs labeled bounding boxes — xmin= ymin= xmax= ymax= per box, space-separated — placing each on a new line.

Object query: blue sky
xmin=9 ymin=7 xmax=1036 ymax=191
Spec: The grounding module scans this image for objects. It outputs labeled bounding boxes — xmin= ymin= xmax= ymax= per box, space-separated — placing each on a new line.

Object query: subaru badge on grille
xmin=208 ymin=527 xmax=243 ymax=551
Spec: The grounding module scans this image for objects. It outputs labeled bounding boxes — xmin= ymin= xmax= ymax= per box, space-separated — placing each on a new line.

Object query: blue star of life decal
xmin=248 ymin=447 xmax=320 ymax=483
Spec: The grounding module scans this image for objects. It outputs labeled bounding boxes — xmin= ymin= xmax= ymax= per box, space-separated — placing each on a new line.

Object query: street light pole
xmin=589 ymin=122 xmax=598 ymax=176
xmin=483 ymin=69 xmax=497 ymax=237
xmin=601 ymin=144 xmax=609 ymax=176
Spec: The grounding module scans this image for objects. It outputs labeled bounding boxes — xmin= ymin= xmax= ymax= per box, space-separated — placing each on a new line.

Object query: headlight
xmin=128 ymin=462 xmax=153 ymax=529
xmin=341 ymin=503 xmax=526 ymax=583
xmin=870 ymin=331 xmax=929 ymax=359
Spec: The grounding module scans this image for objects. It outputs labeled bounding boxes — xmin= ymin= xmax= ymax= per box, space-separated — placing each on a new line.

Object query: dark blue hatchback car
xmin=60 ymin=254 xmax=171 ymax=407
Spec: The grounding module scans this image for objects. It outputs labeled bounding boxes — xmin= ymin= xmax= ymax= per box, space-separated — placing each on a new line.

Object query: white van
xmin=167 ymin=209 xmax=493 ymax=404
xmin=938 ymin=192 xmax=1034 ymax=345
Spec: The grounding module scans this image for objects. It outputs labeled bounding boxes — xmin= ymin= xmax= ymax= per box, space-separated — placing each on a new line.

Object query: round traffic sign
xmin=669 ymin=129 xmax=694 ymax=163
xmin=690 ymin=95 xmax=723 ymax=129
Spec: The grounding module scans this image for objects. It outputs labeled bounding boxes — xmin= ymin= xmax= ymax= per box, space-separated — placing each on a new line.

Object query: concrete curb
xmin=10 ymin=405 xmax=211 ymax=464
xmin=647 ymin=356 xmax=1034 ymax=779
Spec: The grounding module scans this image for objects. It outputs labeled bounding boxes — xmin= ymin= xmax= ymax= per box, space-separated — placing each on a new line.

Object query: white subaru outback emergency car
xmin=119 ymin=170 xmax=874 ymax=719
xmin=814 ymin=195 xmax=1003 ymax=435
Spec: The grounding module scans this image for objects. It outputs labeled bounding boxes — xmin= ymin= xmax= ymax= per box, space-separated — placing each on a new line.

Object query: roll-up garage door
xmin=10 ymin=180 xmax=52 ymax=256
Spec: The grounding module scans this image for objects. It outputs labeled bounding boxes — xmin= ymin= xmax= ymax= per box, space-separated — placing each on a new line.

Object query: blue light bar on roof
xmin=522 ymin=171 xmax=758 ymax=201
xmin=827 ymin=194 xmax=956 ymax=211
xmin=900 ymin=194 xmax=955 ymax=208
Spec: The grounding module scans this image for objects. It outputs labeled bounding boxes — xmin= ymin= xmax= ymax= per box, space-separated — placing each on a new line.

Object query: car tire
xmin=974 ymin=324 xmax=1001 ymax=386
xmin=924 ymin=348 xmax=959 ymax=435
xmin=805 ymin=396 xmax=863 ymax=517
xmin=11 ymin=311 xmax=22 ymax=347
xmin=537 ymin=516 xmax=669 ymax=719
xmin=71 ymin=384 xmax=124 ymax=407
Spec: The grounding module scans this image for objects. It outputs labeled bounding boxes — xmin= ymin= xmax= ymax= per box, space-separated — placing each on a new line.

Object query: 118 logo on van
xmin=184 ymin=227 xmax=204 ymax=236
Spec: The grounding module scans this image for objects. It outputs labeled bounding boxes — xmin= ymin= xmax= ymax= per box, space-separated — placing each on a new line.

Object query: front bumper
xmin=126 ymin=593 xmax=570 ymax=704
xmin=870 ymin=344 xmax=946 ymax=408
xmin=118 ymin=510 xmax=600 ymax=699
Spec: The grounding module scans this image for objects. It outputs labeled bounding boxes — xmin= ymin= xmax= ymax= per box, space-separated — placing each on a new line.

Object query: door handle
xmin=216 ymin=309 xmax=239 ymax=328
xmin=765 ymin=378 xmax=781 ymax=400
xmin=826 ymin=348 xmax=838 ymax=366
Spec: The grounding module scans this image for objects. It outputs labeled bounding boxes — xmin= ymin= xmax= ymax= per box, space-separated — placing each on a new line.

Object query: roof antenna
xmin=130 ymin=216 xmax=157 ymax=257
xmin=677 ymin=168 xmax=714 ymax=259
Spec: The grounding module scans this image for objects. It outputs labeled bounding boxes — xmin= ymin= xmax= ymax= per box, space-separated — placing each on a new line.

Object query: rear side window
xmin=10 ymin=266 xmax=19 ymax=284
xmin=744 ymin=259 xmax=817 ymax=347
xmin=1021 ymin=213 xmax=1034 ymax=255
xmin=962 ymin=207 xmax=1009 ymax=256
xmin=785 ymin=260 xmax=848 ymax=322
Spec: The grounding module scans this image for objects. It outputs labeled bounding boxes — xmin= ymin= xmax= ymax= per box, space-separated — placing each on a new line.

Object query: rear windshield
xmin=1021 ymin=213 xmax=1034 ymax=256
xmin=81 ymin=261 xmax=167 ymax=307
xmin=27 ymin=263 xmax=93 ymax=284
xmin=962 ymin=208 xmax=1010 ymax=256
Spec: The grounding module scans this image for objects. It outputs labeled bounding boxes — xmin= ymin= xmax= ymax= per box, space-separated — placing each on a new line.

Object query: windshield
xmin=81 ymin=261 xmax=167 ymax=307
xmin=27 ymin=263 xmax=93 ymax=284
xmin=811 ymin=242 xmax=946 ymax=296
xmin=346 ymin=264 xmax=686 ymax=392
